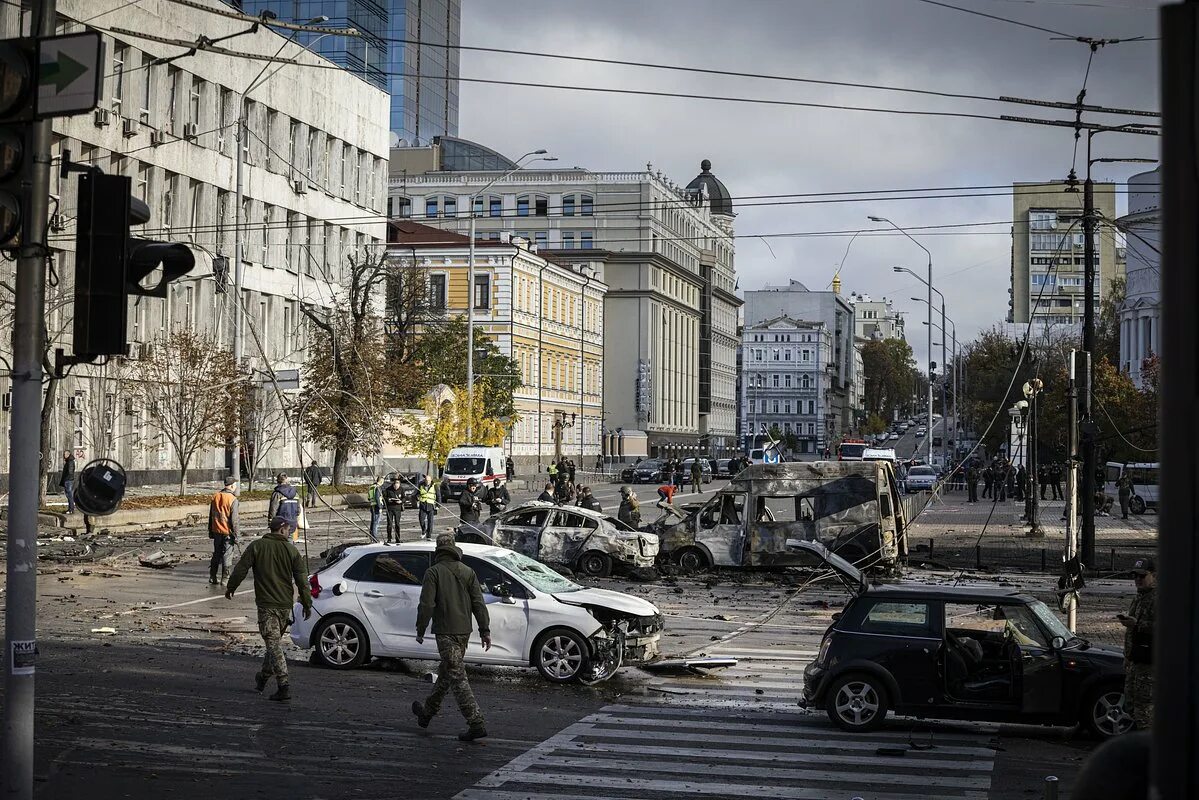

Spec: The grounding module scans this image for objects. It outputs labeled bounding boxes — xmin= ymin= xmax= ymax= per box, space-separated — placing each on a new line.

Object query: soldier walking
xmin=411 ymin=533 xmax=491 ymax=741
xmin=981 ymin=464 xmax=993 ymax=499
xmin=690 ymin=458 xmax=703 ymax=494
xmin=1117 ymin=467 xmax=1134 ymax=520
xmin=618 ymin=486 xmax=642 ymax=529
xmin=966 ymin=464 xmax=979 ymax=503
xmin=225 ymin=515 xmax=312 ymax=702
xmin=1051 ymin=462 xmax=1064 ymax=501
xmin=1119 ymin=558 xmax=1155 ymax=730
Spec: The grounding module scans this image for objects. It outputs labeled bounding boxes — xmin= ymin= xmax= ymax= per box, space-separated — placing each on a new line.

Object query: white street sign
xmin=37 ymin=32 xmax=102 ymax=118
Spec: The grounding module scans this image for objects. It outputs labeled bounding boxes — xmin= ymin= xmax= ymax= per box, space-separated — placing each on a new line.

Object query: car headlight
xmin=816 ymin=634 xmax=831 ymax=666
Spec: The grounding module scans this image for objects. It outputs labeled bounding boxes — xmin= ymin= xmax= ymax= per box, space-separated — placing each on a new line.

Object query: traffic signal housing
xmin=0 ymin=37 xmax=37 ymax=250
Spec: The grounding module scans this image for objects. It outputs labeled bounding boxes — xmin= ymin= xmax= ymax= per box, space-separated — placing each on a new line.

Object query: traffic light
xmin=127 ymin=238 xmax=194 ymax=298
xmin=0 ymin=37 xmax=36 ymax=250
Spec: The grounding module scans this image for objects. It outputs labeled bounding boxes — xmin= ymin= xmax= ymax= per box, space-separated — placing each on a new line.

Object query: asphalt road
xmin=6 ymin=475 xmax=1108 ymax=799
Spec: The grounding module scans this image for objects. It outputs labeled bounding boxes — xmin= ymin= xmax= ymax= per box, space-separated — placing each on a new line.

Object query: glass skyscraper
xmin=235 ymin=0 xmax=459 ymax=144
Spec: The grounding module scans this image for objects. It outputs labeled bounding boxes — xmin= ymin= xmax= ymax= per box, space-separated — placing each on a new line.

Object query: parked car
xmin=790 ymin=540 xmax=1130 ymax=738
xmin=621 ymin=459 xmax=666 ymax=484
xmin=294 ymin=541 xmax=664 ymax=684
xmin=888 ymin=432 xmax=900 ymax=441
xmin=680 ymin=458 xmax=714 ymax=484
xmin=711 ymin=458 xmax=736 ymax=478
xmin=384 ymin=472 xmax=423 ymax=508
xmin=465 ymin=502 xmax=659 ymax=577
xmin=904 ymin=465 xmax=938 ymax=492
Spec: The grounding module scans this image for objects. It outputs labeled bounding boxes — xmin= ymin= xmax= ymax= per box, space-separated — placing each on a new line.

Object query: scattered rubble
xmin=138 ymin=550 xmax=179 ymax=569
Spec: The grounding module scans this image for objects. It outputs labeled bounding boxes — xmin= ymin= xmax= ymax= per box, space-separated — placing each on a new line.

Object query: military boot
xmin=411 ymin=701 xmax=432 ymax=729
xmin=269 ymin=684 xmax=291 ymax=702
xmin=255 ymin=673 xmax=269 ymax=693
xmin=458 ymin=724 xmax=487 ymax=742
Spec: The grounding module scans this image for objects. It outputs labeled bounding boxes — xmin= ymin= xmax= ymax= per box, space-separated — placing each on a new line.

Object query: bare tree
xmin=77 ymin=359 xmax=138 ymax=460
xmin=241 ymin=382 xmax=291 ymax=491
xmin=127 ymin=329 xmax=244 ymax=494
xmin=301 ymin=248 xmax=396 ymax=485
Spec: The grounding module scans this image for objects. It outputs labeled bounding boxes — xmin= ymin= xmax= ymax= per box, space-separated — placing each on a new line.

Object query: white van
xmin=1104 ymin=461 xmax=1159 ymax=515
xmin=441 ymin=445 xmax=507 ymax=500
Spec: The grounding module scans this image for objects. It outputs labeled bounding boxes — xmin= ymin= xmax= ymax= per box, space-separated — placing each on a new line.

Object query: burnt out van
xmin=656 ymin=461 xmax=908 ymax=572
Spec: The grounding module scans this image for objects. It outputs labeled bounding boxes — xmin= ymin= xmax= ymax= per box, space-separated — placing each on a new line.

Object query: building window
xmin=517 ymin=195 xmax=530 ymax=216
xmin=807 ymin=400 xmax=815 ymax=414
xmin=189 ymin=76 xmax=201 ymax=126
xmin=784 ymin=401 xmax=791 ymax=414
xmin=1030 ymin=211 xmax=1057 ymax=231
xmin=110 ymin=44 xmax=126 ymax=115
xmin=580 ymin=231 xmax=594 ymax=249
xmin=562 ymin=231 xmax=575 ymax=249
xmin=534 ymin=196 xmax=548 ymax=216
xmin=581 ymin=194 xmax=594 ymax=216
xmin=140 ymin=54 xmax=154 ymax=123
xmin=535 ymin=231 xmax=547 ymax=249
xmin=392 ymin=196 xmax=412 ymax=218
xmin=165 ymin=67 xmax=179 ymax=133
xmin=784 ymin=349 xmax=792 ymax=361
xmin=429 ymin=274 xmax=446 ymax=309
xmin=425 ymin=197 xmax=438 ymax=218
xmin=801 ymin=374 xmax=811 ymax=389
xmin=772 ymin=374 xmax=779 ymax=388
xmin=562 ymin=195 xmax=575 ymax=216
xmin=802 ymin=349 xmax=811 ymax=361
xmin=772 ymin=400 xmax=779 ymax=414
xmin=473 ymin=274 xmax=491 ymax=310
xmin=784 ymin=374 xmax=792 ymax=388
xmin=443 ymin=196 xmax=457 ymax=218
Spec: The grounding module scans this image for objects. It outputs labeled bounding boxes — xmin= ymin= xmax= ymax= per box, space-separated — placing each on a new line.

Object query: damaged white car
xmin=292 ymin=541 xmax=663 ymax=683
xmin=464 ymin=502 xmax=659 ymax=578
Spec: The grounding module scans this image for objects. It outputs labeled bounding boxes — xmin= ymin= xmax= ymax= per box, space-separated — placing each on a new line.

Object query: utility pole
xmin=3 ymin=3 xmax=55 ymax=797
xmin=1064 ymin=350 xmax=1079 ymax=632
xmin=1157 ymin=2 xmax=1198 ymax=792
xmin=1079 ymin=174 xmax=1096 ymax=566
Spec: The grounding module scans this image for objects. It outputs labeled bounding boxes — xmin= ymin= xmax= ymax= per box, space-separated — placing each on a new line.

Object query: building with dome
xmin=388 ymin=143 xmax=742 ymax=463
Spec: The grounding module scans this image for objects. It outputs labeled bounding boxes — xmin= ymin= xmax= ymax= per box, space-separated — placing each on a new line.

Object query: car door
xmin=694 ymin=492 xmax=746 ymax=566
xmin=352 ymin=552 xmax=435 ymax=658
xmin=1003 ymin=603 xmax=1063 ymax=715
xmin=540 ymin=510 xmax=596 ymax=565
xmin=856 ymin=598 xmax=943 ymax=708
xmin=492 ymin=507 xmax=550 ymax=557
xmin=461 ymin=555 xmax=530 ymax=664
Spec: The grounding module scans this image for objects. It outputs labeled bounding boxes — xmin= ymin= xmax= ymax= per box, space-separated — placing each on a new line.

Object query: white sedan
xmin=905 ymin=465 xmax=938 ymax=493
xmin=291 ymin=541 xmax=663 ymax=684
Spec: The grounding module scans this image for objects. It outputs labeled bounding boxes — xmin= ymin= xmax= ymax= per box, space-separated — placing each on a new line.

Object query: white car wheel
xmin=534 ymin=629 xmax=589 ymax=683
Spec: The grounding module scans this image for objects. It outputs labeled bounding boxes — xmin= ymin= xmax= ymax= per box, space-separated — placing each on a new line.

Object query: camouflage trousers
xmin=421 ymin=634 xmax=484 ymax=727
xmin=256 ymin=607 xmax=291 ymax=688
xmin=1124 ymin=661 xmax=1154 ymax=729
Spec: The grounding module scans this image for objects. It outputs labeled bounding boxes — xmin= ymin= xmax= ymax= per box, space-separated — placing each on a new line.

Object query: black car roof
xmin=862 ymin=583 xmax=1037 ymax=604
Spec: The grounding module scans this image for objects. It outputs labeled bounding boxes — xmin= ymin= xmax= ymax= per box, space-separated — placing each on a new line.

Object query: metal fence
xmin=908 ymin=537 xmax=1157 ymax=575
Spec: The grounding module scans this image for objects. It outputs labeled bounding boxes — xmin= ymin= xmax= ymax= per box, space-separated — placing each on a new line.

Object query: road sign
xmin=37 ymin=32 xmax=101 ymax=118
xmin=763 ymin=449 xmax=780 ymax=464
xmin=272 ymin=369 xmax=300 ymax=390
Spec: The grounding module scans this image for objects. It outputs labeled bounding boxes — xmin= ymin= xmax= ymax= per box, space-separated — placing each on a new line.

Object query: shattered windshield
xmin=1029 ymin=600 xmax=1073 ymax=642
xmin=490 ymin=550 xmax=583 ymax=593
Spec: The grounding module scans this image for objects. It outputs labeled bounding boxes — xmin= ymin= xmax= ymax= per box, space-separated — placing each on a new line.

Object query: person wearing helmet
xmin=617 ymin=486 xmax=641 ymax=529
xmin=459 ymin=478 xmax=484 ymax=535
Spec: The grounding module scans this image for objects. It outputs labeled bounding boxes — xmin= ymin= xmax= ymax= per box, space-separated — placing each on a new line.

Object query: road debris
xmin=138 ymin=550 xmax=179 ymax=569
xmin=641 ymin=657 xmax=738 ymax=675
xmin=90 ymin=627 xmax=118 ymax=636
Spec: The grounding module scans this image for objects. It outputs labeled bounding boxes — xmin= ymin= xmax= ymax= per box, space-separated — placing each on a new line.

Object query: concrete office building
xmin=742 ymin=280 xmax=858 ymax=442
xmin=238 ymin=0 xmax=460 ymax=144
xmin=740 ymin=316 xmax=834 ymax=456
xmin=389 ymin=142 xmax=742 ymax=458
xmin=388 ymin=222 xmax=605 ymax=468
xmin=1116 ymin=167 xmax=1161 ymax=388
xmin=0 ymin=0 xmax=389 ymax=484
xmin=1008 ymin=181 xmax=1119 ymax=331
xmin=847 ymin=292 xmax=906 ymax=342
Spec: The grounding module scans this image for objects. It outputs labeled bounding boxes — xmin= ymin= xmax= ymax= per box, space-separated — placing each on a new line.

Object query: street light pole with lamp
xmin=915 ymin=304 xmax=956 ymax=463
xmin=466 ymin=151 xmax=557 ymax=441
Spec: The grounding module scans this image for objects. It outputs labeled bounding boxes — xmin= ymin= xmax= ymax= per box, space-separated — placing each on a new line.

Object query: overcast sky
xmin=458 ymin=0 xmax=1161 ymax=368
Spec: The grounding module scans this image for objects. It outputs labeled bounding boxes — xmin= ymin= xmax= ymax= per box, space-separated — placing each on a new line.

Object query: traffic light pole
xmin=1080 ymin=168 xmax=1096 ymax=567
xmin=3 ymin=6 xmax=55 ymax=800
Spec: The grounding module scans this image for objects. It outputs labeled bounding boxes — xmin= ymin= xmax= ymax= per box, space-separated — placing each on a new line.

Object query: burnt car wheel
xmin=577 ymin=551 xmax=613 ymax=578
xmin=1085 ymin=686 xmax=1134 ymax=738
xmin=533 ymin=628 xmax=590 ymax=683
xmin=826 ymin=673 xmax=889 ymax=732
xmin=676 ymin=547 xmax=710 ymax=572
xmin=314 ymin=616 xmax=369 ymax=669
xmin=1129 ymin=496 xmax=1147 ymax=515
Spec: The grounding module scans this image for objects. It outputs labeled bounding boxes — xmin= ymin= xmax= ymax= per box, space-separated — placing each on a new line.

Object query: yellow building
xmin=389 ymin=222 xmax=605 ymax=471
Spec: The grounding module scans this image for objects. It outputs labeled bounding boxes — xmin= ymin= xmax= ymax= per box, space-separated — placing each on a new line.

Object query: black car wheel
xmin=826 ymin=673 xmax=889 ymax=732
xmin=1084 ymin=686 xmax=1134 ymax=738
xmin=314 ymin=616 xmax=369 ymax=669
xmin=676 ymin=547 xmax=710 ymax=572
xmin=576 ymin=551 xmax=613 ymax=578
xmin=1129 ymin=495 xmax=1147 ymax=515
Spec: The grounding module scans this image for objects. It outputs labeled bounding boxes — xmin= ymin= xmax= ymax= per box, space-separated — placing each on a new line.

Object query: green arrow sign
xmin=39 ymin=51 xmax=87 ymax=93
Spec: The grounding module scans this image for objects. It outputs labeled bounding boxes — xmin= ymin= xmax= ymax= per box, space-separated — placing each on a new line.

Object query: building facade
xmin=388 ymin=144 xmax=742 ymax=458
xmin=739 ymin=316 xmax=834 ymax=456
xmin=847 ymin=292 xmax=906 ymax=342
xmin=742 ymin=280 xmax=858 ymax=442
xmin=1008 ymin=181 xmax=1119 ymax=331
xmin=239 ymin=0 xmax=461 ymax=144
xmin=388 ymin=223 xmax=605 ymax=469
xmin=1117 ymin=167 xmax=1161 ymax=388
xmin=0 ymin=0 xmax=389 ymax=484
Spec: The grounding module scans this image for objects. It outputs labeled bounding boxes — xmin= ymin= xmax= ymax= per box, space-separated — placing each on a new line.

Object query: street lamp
xmin=887 ymin=237 xmax=935 ymax=462
xmin=466 ymin=150 xmax=557 ymax=440
xmin=915 ymin=302 xmax=957 ymax=462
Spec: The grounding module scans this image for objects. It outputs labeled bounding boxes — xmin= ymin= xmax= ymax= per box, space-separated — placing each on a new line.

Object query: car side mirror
xmin=495 ymin=583 xmax=516 ymax=604
xmin=1050 ymin=635 xmax=1065 ymax=650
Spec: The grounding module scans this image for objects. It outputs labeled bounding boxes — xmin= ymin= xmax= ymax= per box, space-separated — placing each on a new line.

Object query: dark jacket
xmin=485 ymin=485 xmax=510 ymax=513
xmin=618 ymin=498 xmax=641 ymax=528
xmin=459 ymin=488 xmax=482 ymax=523
xmin=578 ymin=494 xmax=602 ymax=513
xmin=267 ymin=483 xmax=300 ymax=528
xmin=303 ymin=465 xmax=323 ymax=489
xmin=416 ymin=545 xmax=490 ymax=638
xmin=1124 ymin=586 xmax=1155 ymax=663
xmin=226 ymin=531 xmax=311 ymax=611
xmin=59 ymin=456 xmax=75 ymax=487
xmin=537 ymin=490 xmax=556 ymax=503
xmin=383 ymin=484 xmax=405 ymax=506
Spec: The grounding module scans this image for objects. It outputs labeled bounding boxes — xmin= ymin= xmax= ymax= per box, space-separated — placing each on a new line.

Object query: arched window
xmin=580 ymin=194 xmax=594 ymax=216
xmin=562 ymin=194 xmax=575 ymax=216
xmin=442 ymin=196 xmax=457 ymax=218
xmin=801 ymin=374 xmax=811 ymax=389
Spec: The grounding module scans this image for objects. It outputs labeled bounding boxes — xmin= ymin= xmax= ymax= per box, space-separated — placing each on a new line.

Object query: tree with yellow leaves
xmin=396 ymin=385 xmax=514 ymax=472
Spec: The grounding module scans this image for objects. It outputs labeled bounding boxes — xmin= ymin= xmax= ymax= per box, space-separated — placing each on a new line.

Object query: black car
xmin=790 ymin=540 xmax=1131 ymax=739
xmin=621 ymin=459 xmax=667 ymax=484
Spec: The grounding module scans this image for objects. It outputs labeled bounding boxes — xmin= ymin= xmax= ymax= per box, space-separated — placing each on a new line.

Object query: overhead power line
xmin=916 ymin=0 xmax=1082 ymax=38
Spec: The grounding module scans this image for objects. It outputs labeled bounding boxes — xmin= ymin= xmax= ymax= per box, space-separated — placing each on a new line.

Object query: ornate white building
xmin=1117 ymin=167 xmax=1161 ymax=389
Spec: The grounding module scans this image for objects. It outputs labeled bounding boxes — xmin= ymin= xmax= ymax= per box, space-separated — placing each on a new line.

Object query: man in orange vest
xmin=208 ymin=476 xmax=240 ymax=585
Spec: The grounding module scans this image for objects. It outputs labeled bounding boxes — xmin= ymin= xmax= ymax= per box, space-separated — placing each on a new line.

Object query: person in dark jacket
xmin=59 ymin=450 xmax=76 ymax=514
xmin=505 ymin=456 xmax=515 ymax=480
xmin=484 ymin=478 xmax=510 ymax=515
xmin=577 ymin=486 xmax=601 ymax=512
xmin=458 ymin=478 xmax=484 ymax=536
xmin=382 ymin=476 xmax=405 ymax=543
xmin=411 ymin=533 xmax=491 ymax=741
xmin=367 ymin=476 xmax=386 ymax=542
xmin=302 ymin=461 xmax=324 ymax=508
xmin=1120 ymin=558 xmax=1155 ymax=730
xmin=267 ymin=475 xmax=301 ymax=536
xmin=225 ymin=516 xmax=312 ymax=702
xmin=537 ymin=482 xmax=556 ymax=503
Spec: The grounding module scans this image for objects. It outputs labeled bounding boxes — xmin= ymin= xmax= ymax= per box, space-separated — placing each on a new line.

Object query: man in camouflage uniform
xmin=411 ymin=533 xmax=491 ymax=741
xmin=226 ymin=515 xmax=312 ymax=702
xmin=1120 ymin=556 xmax=1156 ymax=729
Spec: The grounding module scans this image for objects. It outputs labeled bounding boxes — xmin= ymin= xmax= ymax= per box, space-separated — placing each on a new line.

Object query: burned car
xmin=790 ymin=540 xmax=1130 ymax=738
xmin=459 ymin=502 xmax=659 ymax=577
xmin=655 ymin=461 xmax=908 ymax=572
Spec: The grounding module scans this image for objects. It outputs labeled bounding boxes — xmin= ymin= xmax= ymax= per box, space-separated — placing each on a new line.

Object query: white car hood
xmin=553 ymin=587 xmax=659 ymax=617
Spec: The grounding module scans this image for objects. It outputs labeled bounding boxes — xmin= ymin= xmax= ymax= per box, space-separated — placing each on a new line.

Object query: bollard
xmin=1043 ymin=775 xmax=1059 ymax=800
xmin=975 ymin=544 xmax=982 ymax=570
xmin=1041 ymin=548 xmax=1046 ymax=572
